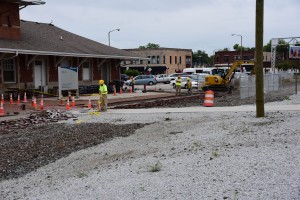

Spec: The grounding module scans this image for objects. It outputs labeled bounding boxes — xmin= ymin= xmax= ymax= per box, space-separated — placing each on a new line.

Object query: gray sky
xmin=21 ymin=0 xmax=300 ymax=55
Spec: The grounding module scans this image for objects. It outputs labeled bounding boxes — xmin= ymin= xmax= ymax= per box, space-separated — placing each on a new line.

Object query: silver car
xmin=126 ymin=75 xmax=157 ymax=86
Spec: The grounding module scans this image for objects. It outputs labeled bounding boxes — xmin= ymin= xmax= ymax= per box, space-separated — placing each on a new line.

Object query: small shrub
xmin=77 ymin=171 xmax=87 ymax=178
xmin=149 ymin=161 xmax=162 ymax=172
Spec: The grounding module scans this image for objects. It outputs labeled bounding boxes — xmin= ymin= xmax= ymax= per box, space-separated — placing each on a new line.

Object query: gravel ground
xmin=0 ymin=85 xmax=299 ymax=199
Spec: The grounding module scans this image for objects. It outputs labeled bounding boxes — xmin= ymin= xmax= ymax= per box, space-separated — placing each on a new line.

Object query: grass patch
xmin=148 ymin=161 xmax=162 ymax=172
xmin=77 ymin=171 xmax=88 ymax=178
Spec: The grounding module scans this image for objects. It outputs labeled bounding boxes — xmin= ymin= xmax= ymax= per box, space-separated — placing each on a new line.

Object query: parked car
xmin=167 ymin=73 xmax=187 ymax=81
xmin=125 ymin=75 xmax=157 ymax=86
xmin=170 ymin=77 xmax=197 ymax=89
xmin=121 ymin=74 xmax=129 ymax=81
xmin=155 ymin=74 xmax=170 ymax=84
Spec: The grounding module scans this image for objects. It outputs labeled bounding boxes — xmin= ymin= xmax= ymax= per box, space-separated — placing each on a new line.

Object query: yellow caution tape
xmin=88 ymin=111 xmax=101 ymax=116
xmin=75 ymin=120 xmax=84 ymax=124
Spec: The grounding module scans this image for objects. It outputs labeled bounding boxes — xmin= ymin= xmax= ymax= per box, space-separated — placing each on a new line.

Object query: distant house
xmin=0 ymin=0 xmax=146 ymax=96
xmin=122 ymin=48 xmax=193 ymax=75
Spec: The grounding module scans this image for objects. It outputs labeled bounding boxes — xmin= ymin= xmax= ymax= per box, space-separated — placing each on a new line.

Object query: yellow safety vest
xmin=175 ymin=78 xmax=182 ymax=86
xmin=99 ymin=84 xmax=108 ymax=95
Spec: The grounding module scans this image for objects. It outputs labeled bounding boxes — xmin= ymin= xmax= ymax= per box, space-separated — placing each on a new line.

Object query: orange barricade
xmin=203 ymin=90 xmax=214 ymax=107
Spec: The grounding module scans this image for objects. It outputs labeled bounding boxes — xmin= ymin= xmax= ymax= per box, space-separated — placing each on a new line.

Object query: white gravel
xmin=1 ymin=94 xmax=300 ymax=200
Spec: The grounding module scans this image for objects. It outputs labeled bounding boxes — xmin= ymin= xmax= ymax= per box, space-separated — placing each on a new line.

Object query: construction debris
xmin=0 ymin=110 xmax=77 ymax=134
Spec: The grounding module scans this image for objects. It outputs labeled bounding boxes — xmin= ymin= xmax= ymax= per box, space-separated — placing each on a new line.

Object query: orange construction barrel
xmin=203 ymin=90 xmax=214 ymax=107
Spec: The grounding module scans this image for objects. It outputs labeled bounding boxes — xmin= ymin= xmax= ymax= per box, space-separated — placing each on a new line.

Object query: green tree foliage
xmin=233 ymin=44 xmax=255 ymax=51
xmin=192 ymin=50 xmax=212 ymax=67
xmin=139 ymin=43 xmax=160 ymax=49
xmin=263 ymin=39 xmax=290 ymax=53
xmin=124 ymin=69 xmax=139 ymax=77
xmin=276 ymin=60 xmax=300 ymax=71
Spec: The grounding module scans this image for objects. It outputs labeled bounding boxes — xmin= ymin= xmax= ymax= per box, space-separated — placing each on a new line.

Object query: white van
xmin=183 ymin=67 xmax=216 ymax=75
xmin=183 ymin=68 xmax=205 ymax=74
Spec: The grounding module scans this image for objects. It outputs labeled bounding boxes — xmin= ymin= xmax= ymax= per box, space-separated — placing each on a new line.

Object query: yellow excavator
xmin=202 ymin=60 xmax=255 ymax=92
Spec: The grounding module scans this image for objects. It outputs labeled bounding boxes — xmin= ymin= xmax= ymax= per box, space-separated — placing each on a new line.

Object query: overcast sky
xmin=21 ymin=0 xmax=300 ymax=55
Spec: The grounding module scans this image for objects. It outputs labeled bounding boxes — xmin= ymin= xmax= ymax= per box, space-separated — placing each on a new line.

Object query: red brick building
xmin=214 ymin=50 xmax=271 ymax=73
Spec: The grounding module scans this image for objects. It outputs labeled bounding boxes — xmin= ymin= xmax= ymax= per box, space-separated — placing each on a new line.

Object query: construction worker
xmin=130 ymin=76 xmax=135 ymax=92
xmin=98 ymin=79 xmax=108 ymax=111
xmin=187 ymin=77 xmax=192 ymax=95
xmin=175 ymin=75 xmax=182 ymax=95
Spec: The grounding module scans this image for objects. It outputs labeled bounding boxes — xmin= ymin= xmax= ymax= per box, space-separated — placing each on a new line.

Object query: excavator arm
xmin=223 ymin=60 xmax=255 ymax=85
xmin=202 ymin=60 xmax=255 ymax=92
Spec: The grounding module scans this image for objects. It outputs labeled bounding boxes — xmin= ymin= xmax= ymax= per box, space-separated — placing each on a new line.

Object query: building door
xmin=101 ymin=63 xmax=110 ymax=84
xmin=34 ymin=60 xmax=47 ymax=91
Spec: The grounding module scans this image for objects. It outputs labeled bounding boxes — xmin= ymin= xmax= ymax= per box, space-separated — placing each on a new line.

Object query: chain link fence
xmin=239 ymin=72 xmax=299 ymax=99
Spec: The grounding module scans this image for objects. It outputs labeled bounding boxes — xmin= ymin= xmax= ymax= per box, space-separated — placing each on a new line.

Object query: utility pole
xmin=255 ymin=0 xmax=265 ymax=117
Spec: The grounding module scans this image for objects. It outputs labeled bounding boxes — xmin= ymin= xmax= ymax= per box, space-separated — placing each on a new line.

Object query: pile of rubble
xmin=0 ymin=110 xmax=77 ymax=134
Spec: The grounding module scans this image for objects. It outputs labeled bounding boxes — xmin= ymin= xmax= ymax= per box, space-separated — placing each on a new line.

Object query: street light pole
xmin=232 ymin=34 xmax=243 ymax=59
xmin=108 ymin=29 xmax=120 ymax=46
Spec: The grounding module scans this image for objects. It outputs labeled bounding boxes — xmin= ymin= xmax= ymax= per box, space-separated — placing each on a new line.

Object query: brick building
xmin=0 ymin=0 xmax=146 ymax=96
xmin=214 ymin=50 xmax=271 ymax=73
xmin=122 ymin=48 xmax=193 ymax=75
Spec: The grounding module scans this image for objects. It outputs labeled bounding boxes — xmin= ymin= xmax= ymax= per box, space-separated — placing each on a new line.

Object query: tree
xmin=124 ymin=69 xmax=139 ymax=77
xmin=233 ymin=44 xmax=240 ymax=50
xmin=192 ymin=50 xmax=212 ymax=67
xmin=139 ymin=43 xmax=160 ymax=49
xmin=276 ymin=60 xmax=300 ymax=71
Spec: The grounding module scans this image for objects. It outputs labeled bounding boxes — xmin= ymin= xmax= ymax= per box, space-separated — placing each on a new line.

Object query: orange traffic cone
xmin=0 ymin=102 xmax=5 ymax=116
xmin=9 ymin=94 xmax=13 ymax=104
xmin=113 ymin=86 xmax=117 ymax=96
xmin=66 ymin=99 xmax=70 ymax=110
xmin=33 ymin=97 xmax=37 ymax=109
xmin=40 ymin=98 xmax=44 ymax=110
xmin=1 ymin=94 xmax=4 ymax=105
xmin=23 ymin=92 xmax=28 ymax=103
xmin=32 ymin=96 xmax=35 ymax=106
xmin=88 ymin=97 xmax=92 ymax=109
xmin=71 ymin=96 xmax=75 ymax=107
xmin=17 ymin=94 xmax=20 ymax=105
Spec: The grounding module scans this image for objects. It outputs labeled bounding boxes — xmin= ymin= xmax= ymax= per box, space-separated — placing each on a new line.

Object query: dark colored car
xmin=121 ymin=74 xmax=129 ymax=81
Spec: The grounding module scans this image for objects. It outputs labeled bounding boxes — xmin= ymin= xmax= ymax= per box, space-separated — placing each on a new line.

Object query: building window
xmin=157 ymin=56 xmax=160 ymax=64
xmin=151 ymin=56 xmax=156 ymax=64
xmin=179 ymin=56 xmax=182 ymax=64
xmin=170 ymin=56 xmax=172 ymax=64
xmin=175 ymin=56 xmax=177 ymax=64
xmin=82 ymin=61 xmax=91 ymax=81
xmin=163 ymin=56 xmax=166 ymax=64
xmin=2 ymin=59 xmax=16 ymax=83
xmin=7 ymin=16 xmax=12 ymax=27
xmin=140 ymin=59 xmax=143 ymax=64
xmin=224 ymin=56 xmax=230 ymax=62
xmin=148 ymin=56 xmax=151 ymax=64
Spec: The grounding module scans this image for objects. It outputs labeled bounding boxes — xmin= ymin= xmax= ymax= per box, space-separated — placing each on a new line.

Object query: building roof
xmin=124 ymin=47 xmax=193 ymax=52
xmin=0 ymin=20 xmax=145 ymax=60
xmin=2 ymin=0 xmax=45 ymax=6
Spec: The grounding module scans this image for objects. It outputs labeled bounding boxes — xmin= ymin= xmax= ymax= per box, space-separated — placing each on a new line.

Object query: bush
xmin=124 ymin=69 xmax=139 ymax=77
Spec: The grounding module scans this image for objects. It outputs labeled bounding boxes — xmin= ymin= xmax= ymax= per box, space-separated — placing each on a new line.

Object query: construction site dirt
xmin=0 ymin=83 xmax=297 ymax=181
